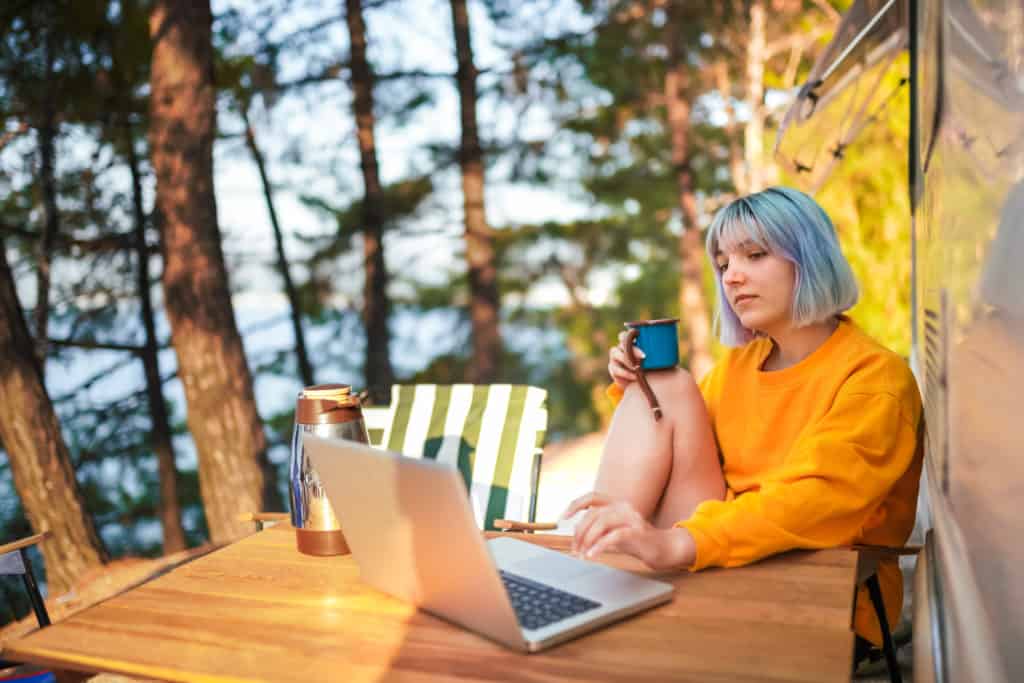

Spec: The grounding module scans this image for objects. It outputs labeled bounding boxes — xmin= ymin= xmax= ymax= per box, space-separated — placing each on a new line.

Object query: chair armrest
xmin=851 ymin=544 xmax=922 ymax=585
xmin=850 ymin=544 xmax=922 ymax=556
xmin=0 ymin=531 xmax=50 ymax=556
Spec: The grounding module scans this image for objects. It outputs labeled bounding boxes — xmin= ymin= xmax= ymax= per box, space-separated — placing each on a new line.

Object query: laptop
xmin=303 ymin=434 xmax=675 ymax=652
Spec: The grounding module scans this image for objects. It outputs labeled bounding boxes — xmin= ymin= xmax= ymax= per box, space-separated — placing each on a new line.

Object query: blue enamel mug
xmin=624 ymin=318 xmax=680 ymax=370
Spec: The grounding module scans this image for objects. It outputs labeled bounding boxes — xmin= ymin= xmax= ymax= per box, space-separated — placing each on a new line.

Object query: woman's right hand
xmin=608 ymin=331 xmax=645 ymax=390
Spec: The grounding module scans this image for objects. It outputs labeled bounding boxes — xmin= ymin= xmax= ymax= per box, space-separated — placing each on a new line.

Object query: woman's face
xmin=714 ymin=239 xmax=796 ymax=337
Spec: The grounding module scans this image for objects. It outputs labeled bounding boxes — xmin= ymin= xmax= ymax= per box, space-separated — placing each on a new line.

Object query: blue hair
xmin=705 ymin=186 xmax=859 ymax=347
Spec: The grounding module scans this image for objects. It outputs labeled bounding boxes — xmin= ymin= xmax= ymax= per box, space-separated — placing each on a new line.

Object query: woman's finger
xmin=610 ymin=345 xmax=643 ymax=367
xmin=574 ymin=506 xmax=615 ymax=556
xmin=608 ymin=362 xmax=636 ymax=383
xmin=614 ymin=335 xmax=646 ymax=360
xmin=585 ymin=527 xmax=630 ymax=560
xmin=571 ymin=499 xmax=621 ymax=554
xmin=608 ymin=346 xmax=631 ymax=369
xmin=608 ymin=348 xmax=639 ymax=386
xmin=561 ymin=491 xmax=610 ymax=522
xmin=576 ymin=507 xmax=626 ymax=558
xmin=571 ymin=506 xmax=602 ymax=554
xmin=582 ymin=502 xmax=649 ymax=554
xmin=576 ymin=502 xmax=641 ymax=557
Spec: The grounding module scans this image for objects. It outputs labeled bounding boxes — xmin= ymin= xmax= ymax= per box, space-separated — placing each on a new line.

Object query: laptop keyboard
xmin=499 ymin=570 xmax=602 ymax=631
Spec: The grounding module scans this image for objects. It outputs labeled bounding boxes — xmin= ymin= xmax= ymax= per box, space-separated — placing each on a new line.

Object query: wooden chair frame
xmin=0 ymin=532 xmax=50 ymax=630
xmin=1 ymin=532 xmax=51 ymax=674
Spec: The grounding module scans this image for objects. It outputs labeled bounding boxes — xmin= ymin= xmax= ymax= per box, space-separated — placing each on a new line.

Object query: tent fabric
xmin=774 ymin=0 xmax=910 ymax=192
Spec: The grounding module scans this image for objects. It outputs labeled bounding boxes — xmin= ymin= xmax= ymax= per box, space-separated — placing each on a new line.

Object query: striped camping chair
xmin=362 ymin=384 xmax=548 ymax=531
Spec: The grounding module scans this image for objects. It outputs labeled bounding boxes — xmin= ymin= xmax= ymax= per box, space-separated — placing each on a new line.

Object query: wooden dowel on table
xmin=494 ymin=520 xmax=558 ymax=532
xmin=237 ymin=512 xmax=290 ymax=523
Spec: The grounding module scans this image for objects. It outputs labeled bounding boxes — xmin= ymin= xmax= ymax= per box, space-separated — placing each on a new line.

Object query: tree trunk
xmin=714 ymin=60 xmax=747 ymax=196
xmin=34 ymin=38 xmax=58 ymax=370
xmin=664 ymin=3 xmax=713 ymax=380
xmin=345 ymin=0 xmax=394 ymax=403
xmin=242 ymin=106 xmax=315 ymax=388
xmin=450 ymin=0 xmax=501 ymax=383
xmin=148 ymin=0 xmax=275 ymax=543
xmin=0 ymin=241 xmax=108 ymax=595
xmin=744 ymin=0 xmax=767 ymax=193
xmin=126 ymin=124 xmax=186 ymax=554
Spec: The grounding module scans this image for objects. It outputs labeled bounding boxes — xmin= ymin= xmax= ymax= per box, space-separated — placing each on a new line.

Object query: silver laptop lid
xmin=302 ymin=434 xmax=526 ymax=649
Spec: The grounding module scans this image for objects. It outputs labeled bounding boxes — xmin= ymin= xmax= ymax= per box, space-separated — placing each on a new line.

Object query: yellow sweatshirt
xmin=607 ymin=317 xmax=923 ymax=645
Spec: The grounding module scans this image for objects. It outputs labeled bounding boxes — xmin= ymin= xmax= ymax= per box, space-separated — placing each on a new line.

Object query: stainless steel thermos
xmin=289 ymin=384 xmax=369 ymax=556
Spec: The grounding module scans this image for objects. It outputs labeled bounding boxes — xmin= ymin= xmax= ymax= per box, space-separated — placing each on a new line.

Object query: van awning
xmin=774 ymin=0 xmax=910 ymax=193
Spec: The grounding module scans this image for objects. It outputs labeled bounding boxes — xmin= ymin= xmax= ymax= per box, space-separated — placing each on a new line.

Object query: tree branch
xmin=0 ymin=121 xmax=29 ymax=152
xmin=272 ymin=64 xmax=452 ymax=92
xmin=0 ymin=223 xmax=152 ymax=255
xmin=48 ymin=338 xmax=147 ymax=354
xmin=810 ymin=0 xmax=841 ymax=25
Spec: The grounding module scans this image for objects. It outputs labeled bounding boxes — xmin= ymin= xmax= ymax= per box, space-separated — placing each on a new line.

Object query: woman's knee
xmin=644 ymin=367 xmax=702 ymax=404
xmin=620 ymin=367 xmax=705 ymax=425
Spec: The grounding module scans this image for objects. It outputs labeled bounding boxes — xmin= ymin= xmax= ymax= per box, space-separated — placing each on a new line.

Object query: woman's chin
xmin=737 ymin=312 xmax=766 ymax=330
xmin=737 ymin=312 xmax=783 ymax=336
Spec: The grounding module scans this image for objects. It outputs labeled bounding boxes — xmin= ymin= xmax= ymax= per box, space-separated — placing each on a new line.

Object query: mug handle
xmin=623 ymin=328 xmax=662 ymax=421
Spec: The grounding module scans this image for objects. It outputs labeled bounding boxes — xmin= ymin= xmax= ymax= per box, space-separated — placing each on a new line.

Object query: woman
xmin=564 ymin=186 xmax=923 ymax=650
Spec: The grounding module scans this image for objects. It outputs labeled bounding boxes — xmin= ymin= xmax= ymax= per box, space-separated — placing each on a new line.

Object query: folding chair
xmin=363 ymin=384 xmax=548 ymax=531
xmin=853 ymin=544 xmax=921 ymax=683
xmin=0 ymin=532 xmax=50 ymax=631
xmin=1 ymin=532 xmax=56 ymax=682
xmin=362 ymin=404 xmax=391 ymax=450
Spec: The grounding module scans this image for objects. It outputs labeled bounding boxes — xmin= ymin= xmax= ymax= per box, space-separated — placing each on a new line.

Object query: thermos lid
xmin=295 ymin=384 xmax=363 ymax=425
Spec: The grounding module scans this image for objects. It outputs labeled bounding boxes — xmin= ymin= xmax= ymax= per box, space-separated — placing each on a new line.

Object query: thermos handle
xmin=624 ymin=328 xmax=662 ymax=421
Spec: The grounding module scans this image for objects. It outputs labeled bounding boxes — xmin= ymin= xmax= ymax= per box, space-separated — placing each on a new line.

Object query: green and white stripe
xmin=370 ymin=384 xmax=548 ymax=530
xmin=362 ymin=404 xmax=392 ymax=447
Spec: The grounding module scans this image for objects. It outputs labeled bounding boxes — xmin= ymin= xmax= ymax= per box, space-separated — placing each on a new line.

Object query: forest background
xmin=0 ymin=0 xmax=910 ymax=624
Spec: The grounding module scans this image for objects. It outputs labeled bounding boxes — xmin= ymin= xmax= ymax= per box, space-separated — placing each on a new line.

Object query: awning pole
xmin=818 ymin=0 xmax=899 ymax=84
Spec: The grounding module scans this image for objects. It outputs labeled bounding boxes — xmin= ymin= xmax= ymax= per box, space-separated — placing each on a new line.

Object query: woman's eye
xmin=749 ymin=251 xmax=766 ymax=260
xmin=717 ymin=261 xmax=729 ymax=272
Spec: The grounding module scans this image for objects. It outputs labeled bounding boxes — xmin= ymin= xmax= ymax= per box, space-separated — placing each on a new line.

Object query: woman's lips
xmin=734 ymin=294 xmax=757 ymax=306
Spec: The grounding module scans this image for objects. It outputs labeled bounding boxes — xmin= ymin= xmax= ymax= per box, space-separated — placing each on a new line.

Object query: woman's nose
xmin=723 ymin=265 xmax=745 ymax=285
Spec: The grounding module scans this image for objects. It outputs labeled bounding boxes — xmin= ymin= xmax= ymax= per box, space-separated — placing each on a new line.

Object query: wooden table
xmin=4 ymin=524 xmax=858 ymax=682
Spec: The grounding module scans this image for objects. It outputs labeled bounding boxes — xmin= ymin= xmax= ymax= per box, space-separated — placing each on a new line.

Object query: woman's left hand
xmin=562 ymin=492 xmax=697 ymax=571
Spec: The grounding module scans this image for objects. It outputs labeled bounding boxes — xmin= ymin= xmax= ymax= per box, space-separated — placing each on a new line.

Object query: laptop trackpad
xmin=509 ymin=549 xmax=603 ymax=583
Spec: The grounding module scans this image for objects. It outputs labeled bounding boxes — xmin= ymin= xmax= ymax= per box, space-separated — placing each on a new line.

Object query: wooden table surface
xmin=5 ymin=524 xmax=857 ymax=682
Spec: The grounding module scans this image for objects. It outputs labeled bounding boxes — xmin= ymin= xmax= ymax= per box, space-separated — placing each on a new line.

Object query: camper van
xmin=777 ymin=1 xmax=1024 ymax=681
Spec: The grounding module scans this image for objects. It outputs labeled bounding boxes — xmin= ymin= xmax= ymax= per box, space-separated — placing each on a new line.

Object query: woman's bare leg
xmin=594 ymin=368 xmax=726 ymax=529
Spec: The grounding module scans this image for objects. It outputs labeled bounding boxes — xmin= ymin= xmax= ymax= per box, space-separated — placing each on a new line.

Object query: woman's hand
xmin=562 ymin=492 xmax=697 ymax=571
xmin=608 ymin=331 xmax=645 ymax=390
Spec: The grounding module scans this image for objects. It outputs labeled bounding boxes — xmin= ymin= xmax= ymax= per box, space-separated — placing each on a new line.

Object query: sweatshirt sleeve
xmin=677 ymin=388 xmax=919 ymax=570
